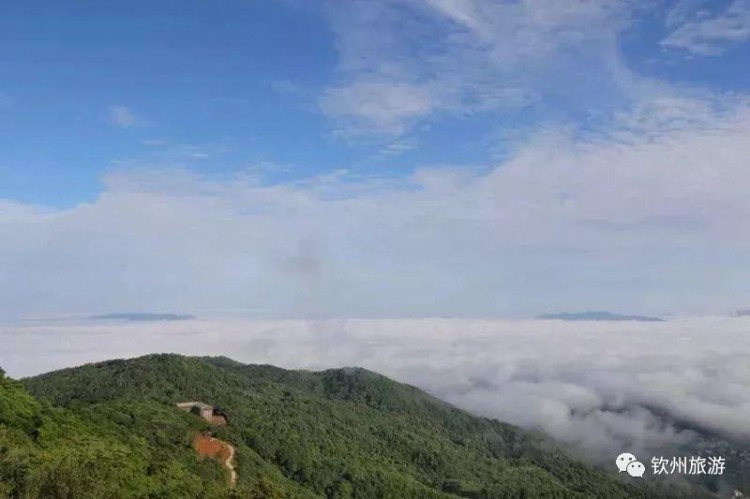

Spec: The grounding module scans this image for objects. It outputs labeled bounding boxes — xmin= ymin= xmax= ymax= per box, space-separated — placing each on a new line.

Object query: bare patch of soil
xmin=192 ymin=434 xmax=237 ymax=488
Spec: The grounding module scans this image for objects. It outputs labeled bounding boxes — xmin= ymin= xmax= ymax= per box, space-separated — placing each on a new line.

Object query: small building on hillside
xmin=176 ymin=401 xmax=227 ymax=425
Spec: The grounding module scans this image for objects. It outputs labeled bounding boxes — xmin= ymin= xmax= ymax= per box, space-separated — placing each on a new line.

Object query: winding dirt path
xmin=224 ymin=441 xmax=237 ymax=489
xmin=192 ymin=434 xmax=237 ymax=489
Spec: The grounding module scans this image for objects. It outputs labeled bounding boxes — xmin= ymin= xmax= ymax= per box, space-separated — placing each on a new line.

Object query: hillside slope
xmin=0 ymin=365 xmax=257 ymax=498
xmin=2 ymin=355 xmax=709 ymax=498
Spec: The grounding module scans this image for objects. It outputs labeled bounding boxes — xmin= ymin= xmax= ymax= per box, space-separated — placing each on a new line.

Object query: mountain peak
xmin=537 ymin=311 xmax=664 ymax=322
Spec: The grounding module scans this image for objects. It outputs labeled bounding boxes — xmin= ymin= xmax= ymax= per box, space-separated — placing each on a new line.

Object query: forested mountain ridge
xmin=2 ymin=355 xmax=710 ymax=498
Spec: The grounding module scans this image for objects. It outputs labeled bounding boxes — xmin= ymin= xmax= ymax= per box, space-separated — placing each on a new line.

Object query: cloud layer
xmin=2 ymin=95 xmax=749 ymax=319
xmin=3 ymin=317 xmax=748 ymax=462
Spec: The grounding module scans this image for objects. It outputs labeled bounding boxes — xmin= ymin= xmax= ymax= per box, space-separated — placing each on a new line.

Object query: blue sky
xmin=1 ymin=0 xmax=335 ymax=204
xmin=1 ymin=0 xmax=749 ymax=318
xmin=3 ymin=0 xmax=746 ymax=207
xmin=1 ymin=0 xmax=500 ymax=206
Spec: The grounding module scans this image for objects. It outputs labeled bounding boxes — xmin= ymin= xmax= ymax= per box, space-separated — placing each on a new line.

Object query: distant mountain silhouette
xmin=90 ymin=312 xmax=196 ymax=321
xmin=537 ymin=311 xmax=664 ymax=322
xmin=732 ymin=310 xmax=750 ymax=317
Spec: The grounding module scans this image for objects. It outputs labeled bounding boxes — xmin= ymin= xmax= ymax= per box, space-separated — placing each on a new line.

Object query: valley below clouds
xmin=3 ymin=316 xmax=748 ymax=464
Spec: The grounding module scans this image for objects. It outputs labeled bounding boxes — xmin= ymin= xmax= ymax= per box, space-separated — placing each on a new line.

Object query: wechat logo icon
xmin=616 ymin=453 xmax=645 ymax=478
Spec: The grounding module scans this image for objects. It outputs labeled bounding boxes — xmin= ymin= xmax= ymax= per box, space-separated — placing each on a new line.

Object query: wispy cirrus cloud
xmin=320 ymin=82 xmax=434 ymax=136
xmin=319 ymin=0 xmax=656 ymax=138
xmin=662 ymin=0 xmax=750 ymax=55
xmin=107 ymin=105 xmax=139 ymax=128
xmin=377 ymin=137 xmax=419 ymax=158
xmin=111 ymin=141 xmax=227 ymax=169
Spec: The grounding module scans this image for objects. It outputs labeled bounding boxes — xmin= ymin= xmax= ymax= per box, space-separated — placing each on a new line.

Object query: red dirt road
xmin=192 ymin=434 xmax=237 ymax=488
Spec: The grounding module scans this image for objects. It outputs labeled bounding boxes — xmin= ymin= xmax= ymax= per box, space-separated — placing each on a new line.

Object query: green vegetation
xmin=1 ymin=355 xmax=712 ymax=498
xmin=0 ymin=364 xmax=236 ymax=498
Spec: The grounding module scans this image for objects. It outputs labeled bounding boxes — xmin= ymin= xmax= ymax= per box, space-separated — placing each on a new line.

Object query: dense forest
xmin=1 ymin=355 xmax=716 ymax=498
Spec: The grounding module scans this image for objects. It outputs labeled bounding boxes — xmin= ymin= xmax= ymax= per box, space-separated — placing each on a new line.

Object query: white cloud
xmin=1 ymin=95 xmax=750 ymax=319
xmin=377 ymin=137 xmax=419 ymax=157
xmin=107 ymin=105 xmax=138 ymax=128
xmin=112 ymin=142 xmax=226 ymax=169
xmin=2 ymin=317 xmax=748 ymax=463
xmin=662 ymin=0 xmax=750 ymax=55
xmin=319 ymin=0 xmax=654 ymax=137
xmin=320 ymin=82 xmax=434 ymax=136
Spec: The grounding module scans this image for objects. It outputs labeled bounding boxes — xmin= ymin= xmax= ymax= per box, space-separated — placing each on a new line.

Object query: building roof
xmin=176 ymin=401 xmax=213 ymax=411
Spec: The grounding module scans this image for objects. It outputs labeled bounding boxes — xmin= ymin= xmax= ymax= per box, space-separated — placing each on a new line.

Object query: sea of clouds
xmin=2 ymin=316 xmax=748 ymax=462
